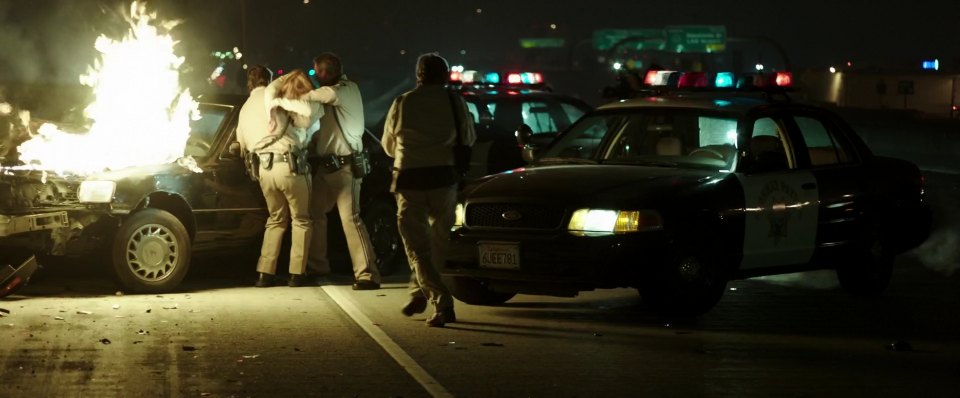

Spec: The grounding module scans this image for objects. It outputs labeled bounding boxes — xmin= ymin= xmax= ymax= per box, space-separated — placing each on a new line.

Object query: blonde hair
xmin=278 ymin=69 xmax=314 ymax=99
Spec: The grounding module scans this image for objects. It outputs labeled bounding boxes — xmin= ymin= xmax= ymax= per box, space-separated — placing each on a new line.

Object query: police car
xmin=442 ymin=70 xmax=932 ymax=316
xmin=372 ymin=69 xmax=592 ymax=181
xmin=451 ymin=69 xmax=593 ymax=181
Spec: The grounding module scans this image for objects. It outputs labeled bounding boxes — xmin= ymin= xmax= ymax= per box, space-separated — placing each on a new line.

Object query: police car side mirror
xmin=515 ymin=124 xmax=534 ymax=147
xmin=225 ymin=141 xmax=242 ymax=159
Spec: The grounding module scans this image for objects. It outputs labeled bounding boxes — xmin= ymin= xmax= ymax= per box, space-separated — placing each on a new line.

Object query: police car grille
xmin=466 ymin=203 xmax=564 ymax=230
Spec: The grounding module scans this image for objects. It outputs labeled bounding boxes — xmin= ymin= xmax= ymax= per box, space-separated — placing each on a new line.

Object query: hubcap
xmin=678 ymin=256 xmax=702 ymax=282
xmin=126 ymin=224 xmax=179 ymax=282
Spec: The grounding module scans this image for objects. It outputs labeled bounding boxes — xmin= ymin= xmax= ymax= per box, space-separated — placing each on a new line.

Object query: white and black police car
xmin=442 ymin=70 xmax=932 ymax=316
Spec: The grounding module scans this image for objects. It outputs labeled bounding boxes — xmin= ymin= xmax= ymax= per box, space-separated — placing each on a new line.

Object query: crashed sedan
xmin=443 ymin=93 xmax=931 ymax=316
xmin=0 ymin=95 xmax=402 ymax=293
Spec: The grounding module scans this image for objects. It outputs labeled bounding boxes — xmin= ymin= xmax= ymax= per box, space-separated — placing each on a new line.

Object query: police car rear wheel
xmin=444 ymin=276 xmax=516 ymax=305
xmin=836 ymin=233 xmax=893 ymax=296
xmin=639 ymin=253 xmax=727 ymax=317
xmin=111 ymin=209 xmax=191 ymax=293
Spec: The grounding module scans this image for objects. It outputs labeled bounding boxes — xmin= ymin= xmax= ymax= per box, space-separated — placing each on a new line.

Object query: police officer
xmin=238 ymin=67 xmax=320 ymax=287
xmin=300 ymin=53 xmax=381 ymax=290
xmin=382 ymin=53 xmax=476 ymax=327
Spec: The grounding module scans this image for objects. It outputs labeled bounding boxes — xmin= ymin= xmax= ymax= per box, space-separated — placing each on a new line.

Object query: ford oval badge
xmin=501 ymin=210 xmax=523 ymax=221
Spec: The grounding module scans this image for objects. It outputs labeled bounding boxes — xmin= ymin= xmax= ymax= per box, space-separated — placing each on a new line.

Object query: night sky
xmin=1 ymin=0 xmax=958 ymax=110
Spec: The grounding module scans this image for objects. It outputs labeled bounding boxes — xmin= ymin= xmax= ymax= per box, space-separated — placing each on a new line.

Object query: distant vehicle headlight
xmin=78 ymin=180 xmax=116 ymax=203
xmin=453 ymin=203 xmax=466 ymax=229
xmin=567 ymin=209 xmax=663 ymax=236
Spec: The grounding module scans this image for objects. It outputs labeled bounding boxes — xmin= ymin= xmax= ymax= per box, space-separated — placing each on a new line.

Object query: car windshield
xmin=184 ymin=104 xmax=230 ymax=157
xmin=539 ymin=108 xmax=741 ymax=171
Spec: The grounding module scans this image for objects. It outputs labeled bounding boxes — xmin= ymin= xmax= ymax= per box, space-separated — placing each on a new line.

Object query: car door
xmin=192 ymin=104 xmax=267 ymax=250
xmin=736 ymin=112 xmax=820 ymax=270
xmin=782 ymin=110 xmax=867 ymax=255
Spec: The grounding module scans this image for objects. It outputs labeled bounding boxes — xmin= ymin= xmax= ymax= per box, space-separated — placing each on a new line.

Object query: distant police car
xmin=442 ymin=71 xmax=932 ymax=316
xmin=373 ymin=69 xmax=592 ymax=181
xmin=450 ymin=69 xmax=592 ymax=180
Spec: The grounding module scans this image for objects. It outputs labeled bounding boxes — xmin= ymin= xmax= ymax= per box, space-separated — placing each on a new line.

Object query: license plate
xmin=478 ymin=241 xmax=520 ymax=270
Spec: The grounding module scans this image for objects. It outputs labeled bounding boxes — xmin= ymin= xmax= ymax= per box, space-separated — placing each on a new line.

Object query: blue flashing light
xmin=484 ymin=72 xmax=500 ymax=84
xmin=308 ymin=69 xmax=316 ymax=76
xmin=715 ymin=72 xmax=735 ymax=88
xmin=922 ymin=59 xmax=939 ymax=71
xmin=520 ymin=72 xmax=535 ymax=84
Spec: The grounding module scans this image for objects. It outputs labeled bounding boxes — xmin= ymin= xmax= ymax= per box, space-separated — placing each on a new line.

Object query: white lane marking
xmin=321 ymin=285 xmax=454 ymax=398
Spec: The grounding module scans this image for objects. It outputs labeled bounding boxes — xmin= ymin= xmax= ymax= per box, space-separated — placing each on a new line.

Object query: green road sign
xmin=519 ymin=38 xmax=566 ymax=49
xmin=665 ymin=25 xmax=726 ymax=53
xmin=593 ymin=29 xmax=665 ymax=51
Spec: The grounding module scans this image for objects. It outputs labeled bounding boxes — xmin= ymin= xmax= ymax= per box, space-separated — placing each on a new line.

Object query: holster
xmin=289 ymin=148 xmax=311 ymax=175
xmin=258 ymin=152 xmax=274 ymax=170
xmin=245 ymin=152 xmax=261 ymax=181
xmin=318 ymin=153 xmax=344 ymax=173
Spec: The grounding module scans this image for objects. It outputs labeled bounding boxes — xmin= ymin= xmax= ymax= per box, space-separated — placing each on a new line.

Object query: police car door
xmin=737 ymin=114 xmax=819 ymax=270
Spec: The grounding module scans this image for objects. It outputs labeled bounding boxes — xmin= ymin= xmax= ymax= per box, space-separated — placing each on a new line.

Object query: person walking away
xmin=381 ymin=53 xmax=476 ymax=327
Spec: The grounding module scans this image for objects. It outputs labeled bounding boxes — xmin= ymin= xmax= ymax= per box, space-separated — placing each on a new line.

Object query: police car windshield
xmin=540 ymin=109 xmax=740 ymax=171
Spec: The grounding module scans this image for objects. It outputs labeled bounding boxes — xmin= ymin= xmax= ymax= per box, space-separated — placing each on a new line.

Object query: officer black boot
xmin=255 ymin=273 xmax=273 ymax=288
xmin=288 ymin=274 xmax=306 ymax=287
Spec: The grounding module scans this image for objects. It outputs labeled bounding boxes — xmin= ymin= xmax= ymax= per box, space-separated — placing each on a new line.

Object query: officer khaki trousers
xmin=395 ymin=186 xmax=456 ymax=311
xmin=256 ymin=163 xmax=312 ymax=275
xmin=308 ymin=166 xmax=380 ymax=283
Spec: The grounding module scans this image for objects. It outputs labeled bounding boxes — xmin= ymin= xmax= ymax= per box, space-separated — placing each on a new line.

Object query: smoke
xmin=750 ymin=270 xmax=840 ymax=289
xmin=909 ymin=171 xmax=960 ymax=276
xmin=0 ymin=2 xmax=42 ymax=83
xmin=912 ymin=229 xmax=960 ymax=276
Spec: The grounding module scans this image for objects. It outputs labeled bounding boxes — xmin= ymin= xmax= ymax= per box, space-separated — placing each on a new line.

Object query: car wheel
xmin=639 ymin=251 xmax=728 ymax=317
xmin=362 ymin=198 xmax=404 ymax=276
xmin=444 ymin=276 xmax=516 ymax=306
xmin=111 ymin=208 xmax=191 ymax=293
xmin=836 ymin=231 xmax=893 ymax=296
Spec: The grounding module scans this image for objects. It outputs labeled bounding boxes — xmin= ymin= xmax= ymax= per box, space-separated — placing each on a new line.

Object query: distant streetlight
xmin=829 ymin=66 xmax=837 ymax=73
xmin=550 ymin=24 xmax=557 ymax=30
xmin=755 ymin=63 xmax=764 ymax=71
xmin=613 ymin=62 xmax=623 ymax=70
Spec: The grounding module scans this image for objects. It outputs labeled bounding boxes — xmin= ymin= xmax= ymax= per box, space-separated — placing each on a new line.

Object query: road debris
xmin=242 ymin=354 xmax=260 ymax=359
xmin=162 ymin=304 xmax=178 ymax=310
xmin=99 ymin=338 xmax=111 ymax=345
xmin=182 ymin=345 xmax=197 ymax=351
xmin=481 ymin=342 xmax=504 ymax=347
xmin=0 ymin=308 xmax=9 ymax=317
xmin=112 ymin=304 xmax=121 ymax=310
xmin=888 ymin=340 xmax=913 ymax=352
xmin=54 ymin=316 xmax=65 ymax=320
xmin=137 ymin=329 xmax=149 ymax=335
xmin=76 ymin=310 xmax=92 ymax=315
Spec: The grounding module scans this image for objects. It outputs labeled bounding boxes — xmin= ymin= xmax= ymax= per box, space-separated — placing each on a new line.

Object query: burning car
xmin=0 ymin=95 xmax=403 ymax=293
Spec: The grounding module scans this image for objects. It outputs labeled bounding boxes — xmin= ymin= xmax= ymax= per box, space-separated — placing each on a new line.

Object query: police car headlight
xmin=567 ymin=209 xmax=663 ymax=236
xmin=78 ymin=181 xmax=116 ymax=203
xmin=452 ymin=203 xmax=466 ymax=229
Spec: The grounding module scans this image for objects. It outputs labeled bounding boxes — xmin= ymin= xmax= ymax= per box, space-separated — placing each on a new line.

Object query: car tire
xmin=836 ymin=231 xmax=893 ymax=296
xmin=362 ymin=198 xmax=405 ymax=276
xmin=110 ymin=208 xmax=192 ymax=293
xmin=639 ymin=250 xmax=728 ymax=317
xmin=444 ymin=276 xmax=516 ymax=306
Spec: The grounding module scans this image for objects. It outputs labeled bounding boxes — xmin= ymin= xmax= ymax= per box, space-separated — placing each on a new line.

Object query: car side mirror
xmin=225 ymin=141 xmax=242 ymax=159
xmin=515 ymin=124 xmax=534 ymax=147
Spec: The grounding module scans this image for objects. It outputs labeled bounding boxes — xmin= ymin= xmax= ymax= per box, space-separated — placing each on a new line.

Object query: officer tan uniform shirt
xmin=238 ymin=85 xmax=318 ymax=276
xmin=382 ymin=84 xmax=476 ymax=311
